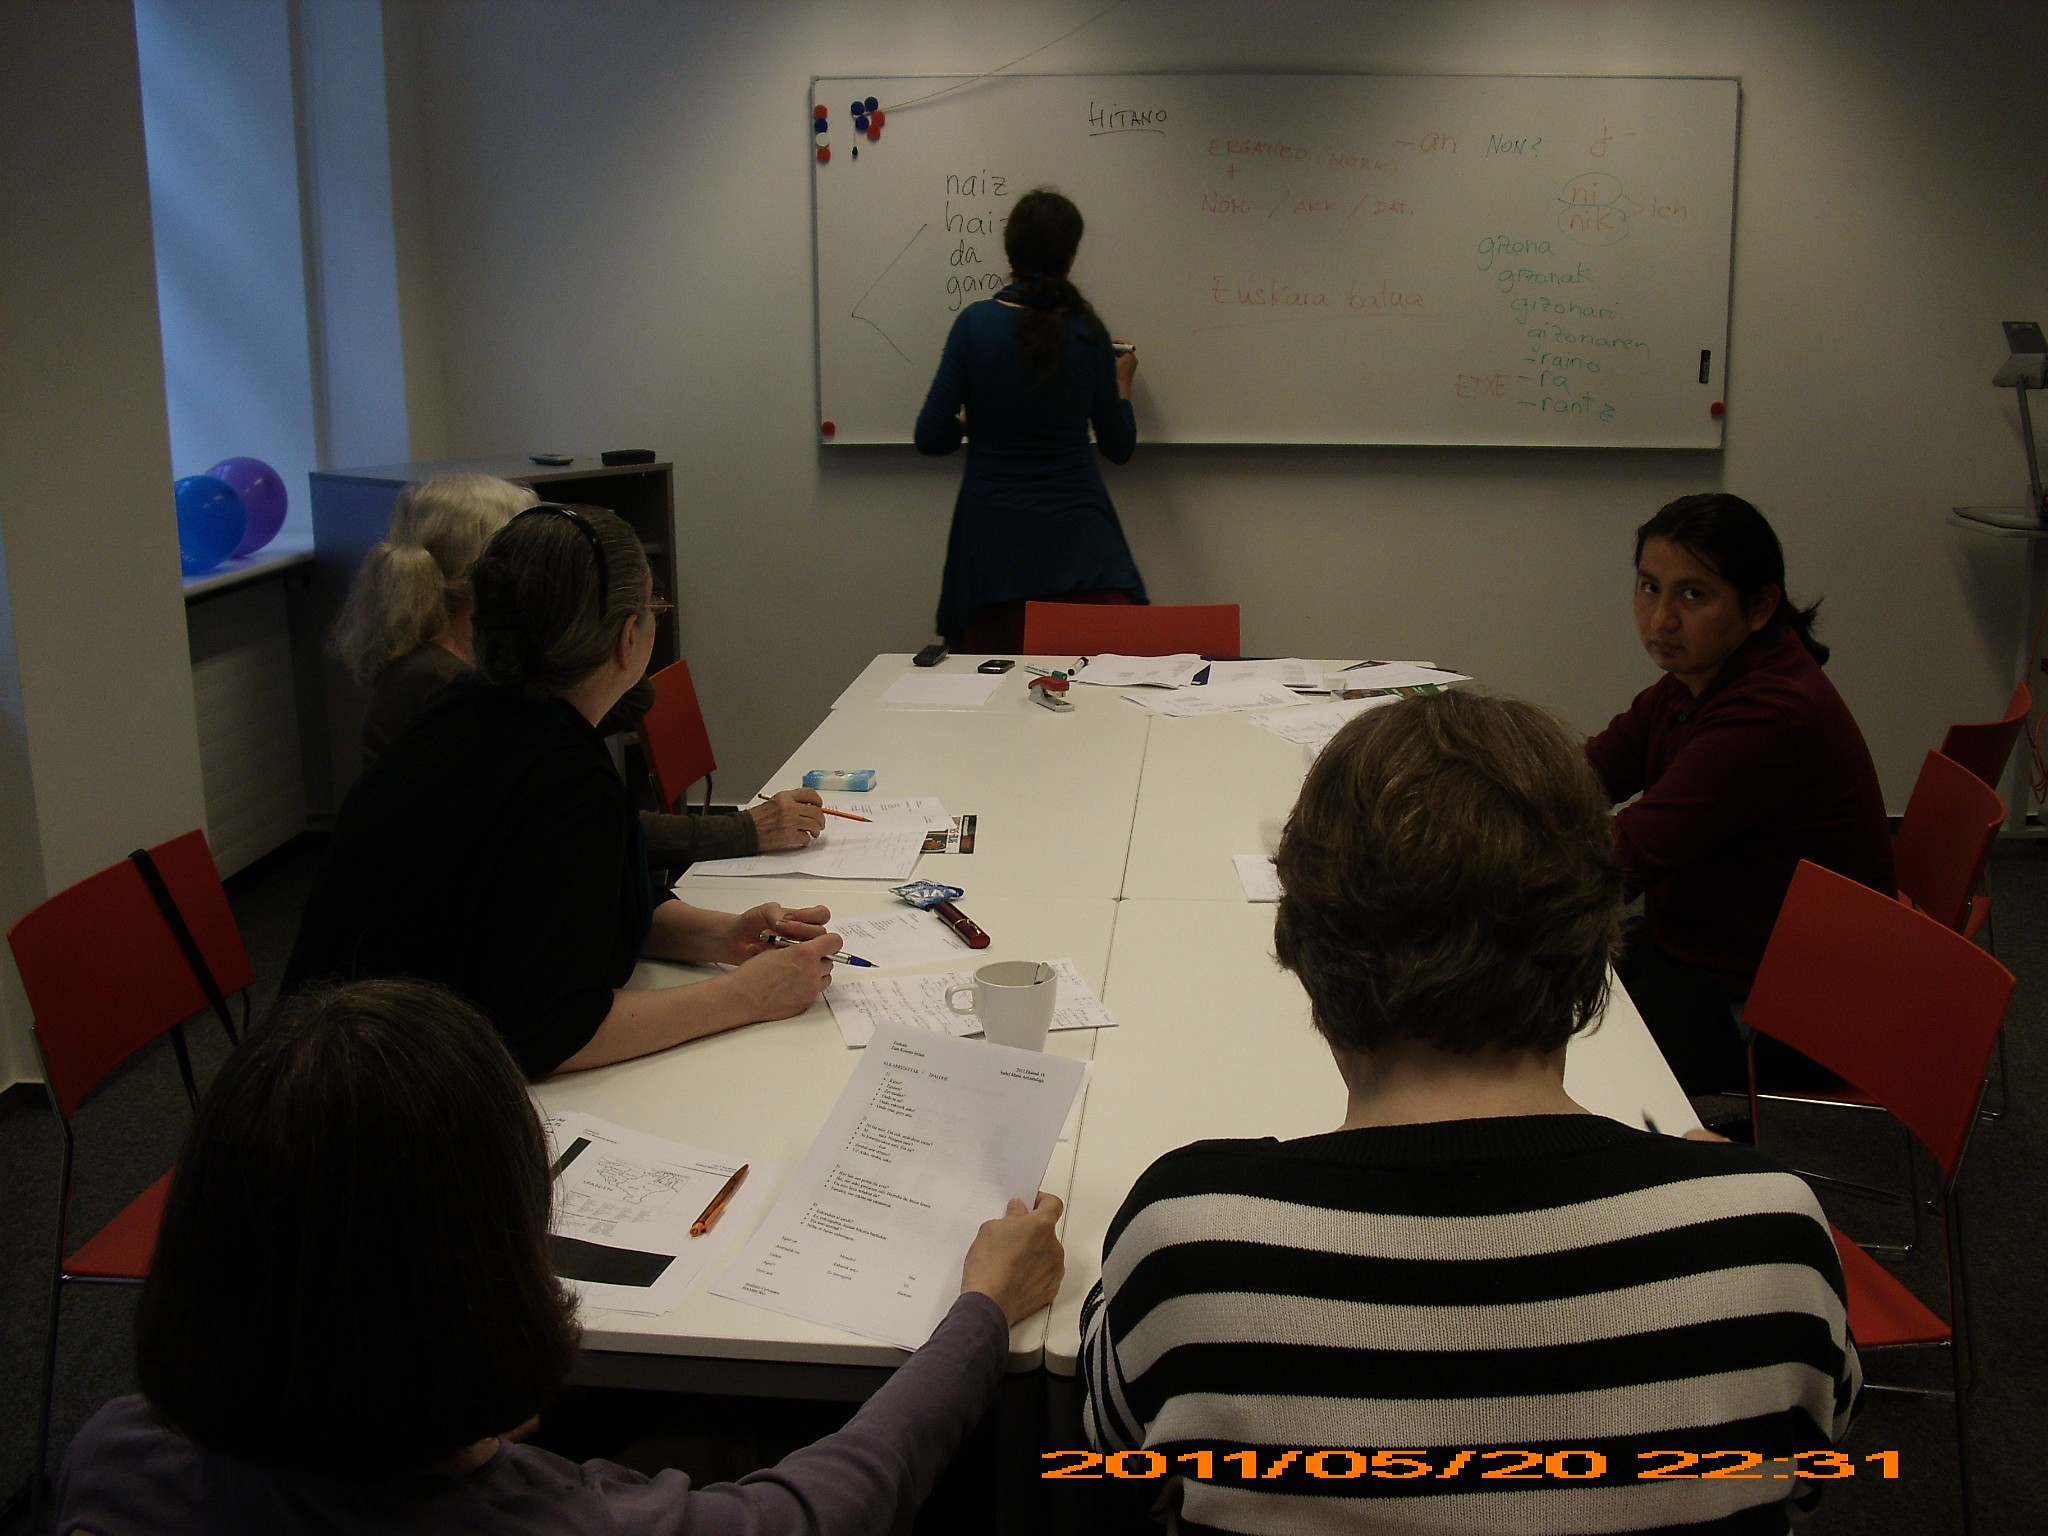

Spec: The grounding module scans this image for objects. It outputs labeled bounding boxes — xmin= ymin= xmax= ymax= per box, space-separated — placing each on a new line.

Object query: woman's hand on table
xmin=730 ymin=931 xmax=841 ymax=1020
xmin=961 ymin=1192 xmax=1066 ymax=1325
xmin=749 ymin=789 xmax=827 ymax=850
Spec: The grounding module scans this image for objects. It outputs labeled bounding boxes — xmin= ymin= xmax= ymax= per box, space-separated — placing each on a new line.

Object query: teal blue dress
xmin=915 ymin=293 xmax=1144 ymax=644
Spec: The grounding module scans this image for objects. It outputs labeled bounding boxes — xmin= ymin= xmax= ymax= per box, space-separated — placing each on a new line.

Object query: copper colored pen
xmin=932 ymin=899 xmax=991 ymax=949
xmin=753 ymin=793 xmax=869 ymax=822
xmin=690 ymin=1164 xmax=749 ymax=1237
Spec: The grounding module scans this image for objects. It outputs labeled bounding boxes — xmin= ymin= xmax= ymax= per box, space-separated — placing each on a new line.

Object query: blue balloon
xmin=174 ymin=474 xmax=247 ymax=575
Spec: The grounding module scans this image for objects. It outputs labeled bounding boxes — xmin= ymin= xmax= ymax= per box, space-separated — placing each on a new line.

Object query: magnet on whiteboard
xmin=871 ymin=109 xmax=886 ymax=127
xmin=854 ymin=115 xmax=869 ymax=134
xmin=816 ymin=145 xmax=830 ymax=163
xmin=866 ymin=122 xmax=881 ymax=141
xmin=864 ymin=96 xmax=878 ymax=112
xmin=814 ymin=119 xmax=828 ymax=135
xmin=1709 ymin=400 xmax=1725 ymax=419
xmin=849 ymin=100 xmax=862 ymax=115
xmin=821 ymin=421 xmax=837 ymax=437
xmin=813 ymin=104 xmax=827 ymax=120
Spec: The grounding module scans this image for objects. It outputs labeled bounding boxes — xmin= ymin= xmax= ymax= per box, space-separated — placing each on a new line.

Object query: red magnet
xmin=1709 ymin=400 xmax=1725 ymax=419
xmin=816 ymin=145 xmax=830 ymax=163
xmin=813 ymin=104 xmax=827 ymax=120
xmin=866 ymin=122 xmax=881 ymax=141
xmin=821 ymin=420 xmax=836 ymax=437
xmin=871 ymin=109 xmax=885 ymax=127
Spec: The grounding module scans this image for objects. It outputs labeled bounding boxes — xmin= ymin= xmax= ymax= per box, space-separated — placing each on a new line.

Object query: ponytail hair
xmin=1634 ymin=493 xmax=1829 ymax=666
xmin=1003 ymin=188 xmax=1108 ymax=384
xmin=470 ymin=504 xmax=652 ymax=698
xmin=329 ymin=474 xmax=537 ymax=685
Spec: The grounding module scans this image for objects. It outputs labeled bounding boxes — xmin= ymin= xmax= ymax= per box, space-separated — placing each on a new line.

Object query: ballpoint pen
xmin=759 ymin=932 xmax=876 ymax=967
xmin=754 ymin=792 xmax=870 ymax=822
xmin=690 ymin=1164 xmax=748 ymax=1236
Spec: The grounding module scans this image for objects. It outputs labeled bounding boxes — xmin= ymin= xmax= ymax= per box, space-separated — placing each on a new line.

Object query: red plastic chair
xmin=639 ymin=658 xmax=718 ymax=815
xmin=1894 ymin=750 xmax=2003 ymax=939
xmin=1021 ymin=600 xmax=1241 ymax=657
xmin=5 ymin=829 xmax=251 ymax=1521
xmin=1939 ymin=680 xmax=2030 ymax=790
xmin=1743 ymin=861 xmax=2014 ymax=1533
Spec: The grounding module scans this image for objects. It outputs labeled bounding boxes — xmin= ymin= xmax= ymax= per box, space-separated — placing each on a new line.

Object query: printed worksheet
xmin=685 ymin=823 xmax=928 ymax=880
xmin=826 ymin=957 xmax=1117 ymax=1048
xmin=1249 ymin=694 xmax=1403 ymax=751
xmin=1122 ymin=679 xmax=1308 ymax=717
xmin=711 ymin=1024 xmax=1088 ymax=1350
xmin=1204 ymin=659 xmax=1351 ymax=691
xmin=542 ymin=1111 xmax=776 ymax=1317
xmin=1068 ymin=653 xmax=1206 ymax=688
xmin=829 ymin=908 xmax=972 ymax=969
xmin=814 ymin=793 xmax=951 ymax=828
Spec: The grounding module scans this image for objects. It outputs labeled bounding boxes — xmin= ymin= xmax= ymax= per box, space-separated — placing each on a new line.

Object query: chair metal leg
xmin=32 ymin=1136 xmax=74 ymax=1534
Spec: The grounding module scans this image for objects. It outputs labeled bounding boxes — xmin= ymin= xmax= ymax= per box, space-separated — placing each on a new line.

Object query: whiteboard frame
xmin=810 ymin=71 xmax=1741 ymax=450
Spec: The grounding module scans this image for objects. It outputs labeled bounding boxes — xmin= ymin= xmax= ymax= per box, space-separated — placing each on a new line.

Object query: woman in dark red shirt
xmin=1586 ymin=494 xmax=1894 ymax=1095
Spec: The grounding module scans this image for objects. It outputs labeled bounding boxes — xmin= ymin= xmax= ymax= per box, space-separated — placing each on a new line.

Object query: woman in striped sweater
xmin=1080 ymin=691 xmax=1860 ymax=1535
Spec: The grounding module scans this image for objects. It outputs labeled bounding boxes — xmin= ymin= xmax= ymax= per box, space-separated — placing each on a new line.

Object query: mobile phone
xmin=912 ymin=642 xmax=949 ymax=668
xmin=977 ymin=658 xmax=1015 ymax=674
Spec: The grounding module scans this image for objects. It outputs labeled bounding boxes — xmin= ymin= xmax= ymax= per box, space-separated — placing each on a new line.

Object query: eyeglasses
xmin=645 ymin=597 xmax=674 ymax=618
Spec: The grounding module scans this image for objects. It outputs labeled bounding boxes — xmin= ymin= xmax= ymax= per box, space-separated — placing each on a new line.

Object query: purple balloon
xmin=207 ymin=456 xmax=288 ymax=556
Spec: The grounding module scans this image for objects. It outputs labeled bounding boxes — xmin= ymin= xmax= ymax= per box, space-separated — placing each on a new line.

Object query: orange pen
xmin=690 ymin=1164 xmax=749 ymax=1237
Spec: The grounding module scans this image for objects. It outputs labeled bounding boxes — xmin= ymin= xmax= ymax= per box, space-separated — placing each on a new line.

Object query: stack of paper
xmin=1122 ymin=679 xmax=1308 ymax=717
xmin=1339 ymin=661 xmax=1470 ymax=691
xmin=826 ymin=956 xmax=1117 ymax=1048
xmin=712 ymin=1024 xmax=1088 ymax=1350
xmin=878 ymin=671 xmax=1006 ymax=708
xmin=1069 ymin=653 xmax=1206 ymax=688
xmin=543 ymin=1112 xmax=774 ymax=1317
xmin=1248 ymin=694 xmax=1403 ymax=752
xmin=686 ymin=795 xmax=949 ymax=881
xmin=1203 ymin=658 xmax=1343 ymax=691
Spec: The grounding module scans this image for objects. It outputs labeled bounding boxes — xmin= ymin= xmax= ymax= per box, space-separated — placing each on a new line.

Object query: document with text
xmin=1069 ymin=653 xmax=1206 ymax=688
xmin=825 ymin=956 xmax=1117 ymax=1048
xmin=712 ymin=1024 xmax=1088 ymax=1350
xmin=542 ymin=1111 xmax=775 ymax=1317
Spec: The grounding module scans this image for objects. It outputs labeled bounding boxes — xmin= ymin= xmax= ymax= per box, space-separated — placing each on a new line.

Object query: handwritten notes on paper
xmin=543 ymin=1112 xmax=773 ymax=1317
xmin=1122 ymin=679 xmax=1307 ymax=718
xmin=829 ymin=909 xmax=972 ymax=969
xmin=826 ymin=957 xmax=1117 ymax=1049
xmin=712 ymin=1024 xmax=1087 ymax=1350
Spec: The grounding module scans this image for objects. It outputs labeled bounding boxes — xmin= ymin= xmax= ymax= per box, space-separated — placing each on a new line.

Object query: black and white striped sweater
xmin=1080 ymin=1115 xmax=1861 ymax=1534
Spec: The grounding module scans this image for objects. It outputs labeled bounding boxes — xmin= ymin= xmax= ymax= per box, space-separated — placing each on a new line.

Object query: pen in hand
xmin=754 ymin=792 xmax=869 ymax=823
xmin=758 ymin=931 xmax=875 ymax=967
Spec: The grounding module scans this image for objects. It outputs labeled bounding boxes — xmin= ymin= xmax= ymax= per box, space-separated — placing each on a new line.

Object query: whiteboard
xmin=811 ymin=74 xmax=1737 ymax=447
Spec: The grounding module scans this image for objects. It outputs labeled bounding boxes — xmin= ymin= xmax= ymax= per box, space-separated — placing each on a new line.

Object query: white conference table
xmin=539 ymin=651 xmax=1696 ymax=1394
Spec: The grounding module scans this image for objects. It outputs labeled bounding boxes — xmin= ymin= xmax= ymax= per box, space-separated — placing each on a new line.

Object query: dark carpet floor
xmin=3 ymin=835 xmax=2044 ymax=1532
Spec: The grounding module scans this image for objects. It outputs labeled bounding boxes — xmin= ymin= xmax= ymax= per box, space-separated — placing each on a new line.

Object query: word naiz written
xmin=942 ymin=169 xmax=1011 ymax=310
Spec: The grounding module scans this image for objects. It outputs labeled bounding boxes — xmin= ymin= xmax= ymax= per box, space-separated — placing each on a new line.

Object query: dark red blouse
xmin=1587 ymin=625 xmax=1895 ymax=999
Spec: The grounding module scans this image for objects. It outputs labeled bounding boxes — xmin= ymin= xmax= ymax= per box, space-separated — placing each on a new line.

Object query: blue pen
xmin=760 ymin=933 xmax=874 ymax=967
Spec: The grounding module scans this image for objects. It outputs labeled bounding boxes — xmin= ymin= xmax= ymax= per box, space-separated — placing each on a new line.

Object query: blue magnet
xmin=864 ymin=96 xmax=878 ymax=112
xmin=850 ymin=100 xmax=863 ymax=116
xmin=814 ymin=119 xmax=828 ymax=134
xmin=853 ymin=115 xmax=869 ymax=134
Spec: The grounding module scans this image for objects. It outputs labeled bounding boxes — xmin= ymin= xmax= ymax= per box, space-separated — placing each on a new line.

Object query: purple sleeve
xmin=1585 ymin=694 xmax=1650 ymax=804
xmin=597 ymin=1292 xmax=1010 ymax=1536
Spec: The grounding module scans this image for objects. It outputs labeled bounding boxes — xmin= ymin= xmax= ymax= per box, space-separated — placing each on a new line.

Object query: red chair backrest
xmin=8 ymin=833 xmax=240 ymax=1120
xmin=142 ymin=829 xmax=255 ymax=997
xmin=1745 ymin=861 xmax=2014 ymax=1176
xmin=1892 ymin=749 xmax=2004 ymax=932
xmin=640 ymin=659 xmax=718 ymax=814
xmin=1938 ymin=680 xmax=2030 ymax=789
xmin=1021 ymin=601 xmax=1241 ymax=657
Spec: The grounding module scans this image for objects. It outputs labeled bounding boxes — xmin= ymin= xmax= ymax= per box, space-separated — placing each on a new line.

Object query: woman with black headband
xmin=914 ymin=187 xmax=1146 ymax=651
xmin=285 ymin=504 xmax=841 ymax=1078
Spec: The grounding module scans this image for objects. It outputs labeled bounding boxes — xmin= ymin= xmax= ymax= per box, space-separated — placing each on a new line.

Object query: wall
xmin=0 ymin=0 xmax=211 ymax=1082
xmin=387 ymin=0 xmax=2048 ymax=804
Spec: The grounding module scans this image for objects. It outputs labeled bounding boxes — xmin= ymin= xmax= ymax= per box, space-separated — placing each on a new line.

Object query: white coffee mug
xmin=947 ymin=960 xmax=1057 ymax=1052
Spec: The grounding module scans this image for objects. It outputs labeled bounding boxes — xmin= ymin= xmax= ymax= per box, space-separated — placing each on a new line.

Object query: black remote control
xmin=913 ymin=642 xmax=949 ymax=667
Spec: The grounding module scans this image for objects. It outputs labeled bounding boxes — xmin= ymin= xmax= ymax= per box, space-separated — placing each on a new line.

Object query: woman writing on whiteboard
xmin=1587 ymin=493 xmax=1893 ymax=1097
xmin=915 ymin=188 xmax=1146 ymax=651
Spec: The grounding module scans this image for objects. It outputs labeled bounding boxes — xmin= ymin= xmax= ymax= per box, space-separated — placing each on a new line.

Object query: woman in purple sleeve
xmin=51 ymin=980 xmax=1064 ymax=1536
xmin=1586 ymin=494 xmax=1893 ymax=1097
